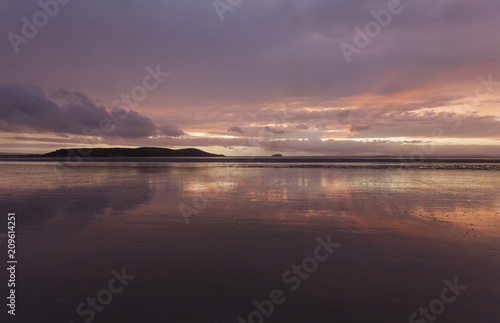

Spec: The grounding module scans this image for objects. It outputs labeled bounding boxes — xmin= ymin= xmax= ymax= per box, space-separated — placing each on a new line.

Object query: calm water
xmin=1 ymin=160 xmax=500 ymax=322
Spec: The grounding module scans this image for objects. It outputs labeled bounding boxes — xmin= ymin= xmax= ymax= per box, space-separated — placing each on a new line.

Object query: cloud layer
xmin=1 ymin=0 xmax=499 ymax=155
xmin=0 ymin=83 xmax=183 ymax=138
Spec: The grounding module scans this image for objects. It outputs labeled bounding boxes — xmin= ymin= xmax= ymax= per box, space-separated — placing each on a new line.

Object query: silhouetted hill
xmin=43 ymin=147 xmax=225 ymax=158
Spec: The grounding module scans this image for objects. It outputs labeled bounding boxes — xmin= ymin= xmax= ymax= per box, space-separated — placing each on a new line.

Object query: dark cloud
xmin=264 ymin=126 xmax=286 ymax=134
xmin=0 ymin=83 xmax=183 ymax=138
xmin=228 ymin=126 xmax=244 ymax=133
xmin=50 ymin=88 xmax=95 ymax=107
xmin=158 ymin=124 xmax=184 ymax=137
xmin=350 ymin=124 xmax=371 ymax=133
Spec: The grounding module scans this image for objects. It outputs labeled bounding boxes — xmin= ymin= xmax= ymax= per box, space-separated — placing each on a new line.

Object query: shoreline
xmin=2 ymin=156 xmax=500 ymax=163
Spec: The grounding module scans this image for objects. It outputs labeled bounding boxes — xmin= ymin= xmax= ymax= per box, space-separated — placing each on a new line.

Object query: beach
xmin=1 ymin=159 xmax=499 ymax=322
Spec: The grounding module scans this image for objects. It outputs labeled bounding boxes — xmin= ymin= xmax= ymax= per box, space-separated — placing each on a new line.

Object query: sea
xmin=0 ymin=157 xmax=499 ymax=322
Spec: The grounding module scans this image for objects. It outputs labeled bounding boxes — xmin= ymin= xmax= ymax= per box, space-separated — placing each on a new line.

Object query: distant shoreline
xmin=41 ymin=147 xmax=225 ymax=158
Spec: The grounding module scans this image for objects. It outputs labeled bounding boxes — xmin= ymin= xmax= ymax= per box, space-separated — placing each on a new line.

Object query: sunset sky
xmin=1 ymin=0 xmax=500 ymax=156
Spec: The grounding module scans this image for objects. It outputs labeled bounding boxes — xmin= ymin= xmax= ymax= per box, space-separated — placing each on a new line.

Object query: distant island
xmin=271 ymin=154 xmax=283 ymax=157
xmin=43 ymin=147 xmax=225 ymax=158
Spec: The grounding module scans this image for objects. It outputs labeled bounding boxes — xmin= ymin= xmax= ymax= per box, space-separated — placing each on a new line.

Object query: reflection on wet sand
xmin=1 ymin=161 xmax=499 ymax=322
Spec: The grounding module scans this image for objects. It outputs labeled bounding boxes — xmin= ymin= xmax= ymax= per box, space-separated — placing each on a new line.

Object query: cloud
xmin=158 ymin=124 xmax=184 ymax=137
xmin=4 ymin=0 xmax=500 ymax=109
xmin=264 ymin=126 xmax=285 ymax=134
xmin=345 ymin=111 xmax=500 ymax=139
xmin=0 ymin=83 xmax=183 ymax=138
xmin=259 ymin=139 xmax=500 ymax=157
xmin=350 ymin=124 xmax=371 ymax=133
xmin=228 ymin=126 xmax=244 ymax=133
xmin=1 ymin=1 xmax=500 ymax=154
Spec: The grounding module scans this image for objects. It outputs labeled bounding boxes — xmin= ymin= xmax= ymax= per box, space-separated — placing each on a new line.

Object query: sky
xmin=1 ymin=0 xmax=500 ymax=156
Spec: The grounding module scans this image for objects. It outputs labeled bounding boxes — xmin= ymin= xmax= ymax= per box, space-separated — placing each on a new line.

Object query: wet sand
xmin=1 ymin=160 xmax=499 ymax=322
